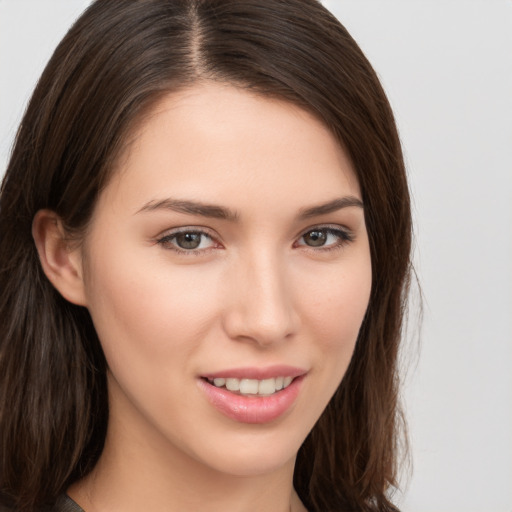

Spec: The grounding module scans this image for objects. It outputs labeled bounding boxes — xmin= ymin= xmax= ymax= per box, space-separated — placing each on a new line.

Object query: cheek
xmin=298 ymin=251 xmax=372 ymax=395
xmin=287 ymin=252 xmax=372 ymax=433
xmin=82 ymin=249 xmax=221 ymax=365
xmin=303 ymin=258 xmax=372 ymax=344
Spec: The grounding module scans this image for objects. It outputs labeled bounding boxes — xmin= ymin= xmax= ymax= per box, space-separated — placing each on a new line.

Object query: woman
xmin=0 ymin=1 xmax=412 ymax=511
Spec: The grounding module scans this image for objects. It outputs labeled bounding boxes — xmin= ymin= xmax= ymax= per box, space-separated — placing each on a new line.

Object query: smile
xmin=206 ymin=376 xmax=294 ymax=396
xmin=199 ymin=366 xmax=306 ymax=423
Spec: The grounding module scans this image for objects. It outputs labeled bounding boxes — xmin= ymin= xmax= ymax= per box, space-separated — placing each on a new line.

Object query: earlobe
xmin=32 ymin=209 xmax=87 ymax=306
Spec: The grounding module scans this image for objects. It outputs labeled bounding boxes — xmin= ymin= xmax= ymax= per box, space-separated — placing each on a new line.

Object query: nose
xmin=222 ymin=249 xmax=299 ymax=347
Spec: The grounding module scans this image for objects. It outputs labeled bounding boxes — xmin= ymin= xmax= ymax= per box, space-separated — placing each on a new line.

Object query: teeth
xmin=225 ymin=378 xmax=240 ymax=392
xmin=240 ymin=379 xmax=259 ymax=394
xmin=258 ymin=378 xmax=276 ymax=395
xmin=209 ymin=376 xmax=295 ymax=396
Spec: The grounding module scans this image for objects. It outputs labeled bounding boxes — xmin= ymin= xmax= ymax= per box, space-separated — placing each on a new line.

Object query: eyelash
xmin=156 ymin=225 xmax=354 ymax=255
xmin=156 ymin=228 xmax=219 ymax=256
xmin=295 ymin=226 xmax=354 ymax=252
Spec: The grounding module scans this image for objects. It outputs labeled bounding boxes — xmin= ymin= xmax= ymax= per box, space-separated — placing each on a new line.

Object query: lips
xmin=198 ymin=366 xmax=306 ymax=424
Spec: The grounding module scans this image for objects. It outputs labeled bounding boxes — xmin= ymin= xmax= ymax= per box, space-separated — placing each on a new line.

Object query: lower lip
xmin=198 ymin=376 xmax=304 ymax=424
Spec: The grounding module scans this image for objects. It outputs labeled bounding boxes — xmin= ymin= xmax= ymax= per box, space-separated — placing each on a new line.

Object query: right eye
xmin=157 ymin=229 xmax=217 ymax=253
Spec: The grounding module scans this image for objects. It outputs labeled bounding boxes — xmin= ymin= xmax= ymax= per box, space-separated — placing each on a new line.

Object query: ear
xmin=32 ymin=209 xmax=87 ymax=306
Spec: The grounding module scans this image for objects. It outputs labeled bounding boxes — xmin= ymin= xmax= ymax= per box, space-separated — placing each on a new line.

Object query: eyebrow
xmin=136 ymin=195 xmax=363 ymax=221
xmin=298 ymin=196 xmax=364 ymax=219
xmin=136 ymin=198 xmax=239 ymax=221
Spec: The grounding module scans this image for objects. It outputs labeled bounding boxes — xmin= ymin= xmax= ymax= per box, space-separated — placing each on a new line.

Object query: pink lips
xmin=198 ymin=365 xmax=306 ymax=424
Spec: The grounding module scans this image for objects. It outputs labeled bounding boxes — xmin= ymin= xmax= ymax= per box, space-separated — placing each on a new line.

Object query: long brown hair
xmin=0 ymin=1 xmax=412 ymax=510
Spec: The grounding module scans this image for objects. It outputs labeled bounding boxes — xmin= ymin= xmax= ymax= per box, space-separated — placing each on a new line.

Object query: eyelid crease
xmin=155 ymin=225 xmax=219 ymax=241
xmin=295 ymin=223 xmax=354 ymax=240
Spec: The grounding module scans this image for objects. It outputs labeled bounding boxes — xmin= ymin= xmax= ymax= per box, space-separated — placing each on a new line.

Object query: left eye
xmin=297 ymin=227 xmax=350 ymax=248
xmin=158 ymin=231 xmax=215 ymax=251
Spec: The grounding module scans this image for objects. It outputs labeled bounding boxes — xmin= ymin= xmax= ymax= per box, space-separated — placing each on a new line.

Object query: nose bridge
xmin=223 ymin=245 xmax=298 ymax=345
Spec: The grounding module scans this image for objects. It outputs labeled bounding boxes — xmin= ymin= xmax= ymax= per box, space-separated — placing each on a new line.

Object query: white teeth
xmin=240 ymin=379 xmax=259 ymax=394
xmin=209 ymin=376 xmax=295 ymax=396
xmin=225 ymin=378 xmax=240 ymax=392
xmin=258 ymin=378 xmax=276 ymax=395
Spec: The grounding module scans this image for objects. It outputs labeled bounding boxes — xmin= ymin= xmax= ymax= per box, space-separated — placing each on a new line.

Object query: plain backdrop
xmin=1 ymin=1 xmax=511 ymax=511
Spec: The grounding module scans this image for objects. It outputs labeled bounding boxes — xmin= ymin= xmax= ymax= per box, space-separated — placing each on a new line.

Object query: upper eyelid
xmin=157 ymin=223 xmax=349 ymax=235
xmin=157 ymin=226 xmax=218 ymax=239
xmin=296 ymin=223 xmax=352 ymax=238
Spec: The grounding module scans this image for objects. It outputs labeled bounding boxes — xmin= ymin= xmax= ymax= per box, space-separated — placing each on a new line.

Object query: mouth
xmin=198 ymin=367 xmax=306 ymax=424
xmin=203 ymin=376 xmax=294 ymax=396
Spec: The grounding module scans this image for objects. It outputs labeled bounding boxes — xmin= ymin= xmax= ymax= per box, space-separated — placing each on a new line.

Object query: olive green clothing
xmin=50 ymin=495 xmax=84 ymax=512
xmin=0 ymin=495 xmax=83 ymax=512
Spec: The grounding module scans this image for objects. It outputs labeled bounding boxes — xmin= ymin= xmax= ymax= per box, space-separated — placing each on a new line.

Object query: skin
xmin=34 ymin=82 xmax=372 ymax=512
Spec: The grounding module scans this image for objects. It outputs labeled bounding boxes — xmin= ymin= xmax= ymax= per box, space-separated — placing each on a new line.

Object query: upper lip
xmin=201 ymin=365 xmax=307 ymax=380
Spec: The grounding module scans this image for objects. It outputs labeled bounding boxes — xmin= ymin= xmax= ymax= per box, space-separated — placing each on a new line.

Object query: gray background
xmin=1 ymin=1 xmax=511 ymax=510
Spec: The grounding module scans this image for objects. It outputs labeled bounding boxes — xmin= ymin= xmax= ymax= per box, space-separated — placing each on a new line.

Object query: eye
xmin=296 ymin=226 xmax=353 ymax=250
xmin=157 ymin=229 xmax=217 ymax=253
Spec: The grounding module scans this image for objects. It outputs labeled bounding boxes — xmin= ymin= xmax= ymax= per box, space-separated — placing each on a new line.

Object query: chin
xmin=170 ymin=420 xmax=309 ymax=479
xmin=200 ymin=444 xmax=299 ymax=478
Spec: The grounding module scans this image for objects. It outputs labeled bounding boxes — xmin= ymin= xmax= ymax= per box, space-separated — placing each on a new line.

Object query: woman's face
xmin=78 ymin=82 xmax=372 ymax=477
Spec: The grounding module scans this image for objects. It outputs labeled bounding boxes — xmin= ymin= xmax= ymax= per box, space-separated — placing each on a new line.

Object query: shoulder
xmin=52 ymin=495 xmax=85 ymax=512
xmin=0 ymin=495 xmax=84 ymax=512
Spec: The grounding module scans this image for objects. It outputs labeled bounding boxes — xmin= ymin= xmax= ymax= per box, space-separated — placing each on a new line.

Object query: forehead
xmin=101 ymin=82 xmax=361 ymax=215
